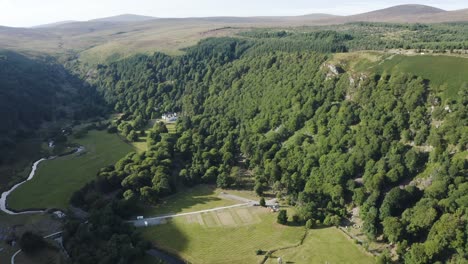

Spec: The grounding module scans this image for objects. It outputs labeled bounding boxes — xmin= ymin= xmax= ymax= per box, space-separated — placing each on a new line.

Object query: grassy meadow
xmin=376 ymin=54 xmax=468 ymax=101
xmin=142 ymin=206 xmax=374 ymax=264
xmin=265 ymin=227 xmax=375 ymax=264
xmin=7 ymin=130 xmax=134 ymax=210
xmin=137 ymin=185 xmax=238 ymax=217
xmin=139 ymin=186 xmax=374 ymax=264
xmin=141 ymin=206 xmax=304 ymax=264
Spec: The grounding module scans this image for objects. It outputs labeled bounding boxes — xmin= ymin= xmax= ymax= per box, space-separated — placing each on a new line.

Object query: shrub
xmin=277 ymin=210 xmax=288 ymax=225
xmin=19 ymin=231 xmax=46 ymax=254
xmin=292 ymin=214 xmax=300 ymax=223
xmin=107 ymin=126 xmax=118 ymax=133
xmin=259 ymin=197 xmax=266 ymax=207
xmin=305 ymin=219 xmax=314 ymax=229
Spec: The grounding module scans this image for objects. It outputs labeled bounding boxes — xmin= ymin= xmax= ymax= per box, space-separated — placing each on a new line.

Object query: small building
xmin=53 ymin=211 xmax=66 ymax=219
xmin=162 ymin=112 xmax=178 ymax=122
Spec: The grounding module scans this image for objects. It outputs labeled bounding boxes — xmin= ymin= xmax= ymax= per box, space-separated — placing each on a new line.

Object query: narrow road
xmin=10 ymin=231 xmax=63 ymax=264
xmin=130 ymin=203 xmax=250 ymax=227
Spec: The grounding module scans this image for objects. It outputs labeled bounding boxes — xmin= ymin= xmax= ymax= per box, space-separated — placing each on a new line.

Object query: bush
xmin=256 ymin=249 xmax=264 ymax=255
xmin=292 ymin=214 xmax=300 ymax=223
xmin=107 ymin=126 xmax=118 ymax=133
xmin=259 ymin=197 xmax=266 ymax=207
xmin=305 ymin=219 xmax=314 ymax=229
xmin=277 ymin=210 xmax=288 ymax=225
xmin=19 ymin=231 xmax=46 ymax=254
xmin=127 ymin=130 xmax=139 ymax=142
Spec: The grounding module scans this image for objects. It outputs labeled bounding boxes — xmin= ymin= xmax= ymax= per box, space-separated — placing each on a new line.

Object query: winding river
xmin=0 ymin=146 xmax=186 ymax=264
xmin=0 ymin=146 xmax=84 ymax=215
xmin=0 ymin=158 xmax=50 ymax=215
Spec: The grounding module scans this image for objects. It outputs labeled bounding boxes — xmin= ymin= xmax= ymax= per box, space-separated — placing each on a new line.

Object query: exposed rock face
xmin=325 ymin=64 xmax=345 ymax=80
xmin=327 ymin=64 xmax=344 ymax=75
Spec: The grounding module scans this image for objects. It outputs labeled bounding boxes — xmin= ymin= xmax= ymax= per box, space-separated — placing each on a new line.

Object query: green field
xmin=377 ymin=55 xmax=468 ymax=101
xmin=142 ymin=207 xmax=374 ymax=264
xmin=265 ymin=227 xmax=375 ymax=264
xmin=142 ymin=207 xmax=304 ymax=264
xmin=331 ymin=52 xmax=468 ymax=102
xmin=140 ymin=186 xmax=374 ymax=264
xmin=7 ymin=130 xmax=134 ymax=210
xmin=137 ymin=185 xmax=238 ymax=217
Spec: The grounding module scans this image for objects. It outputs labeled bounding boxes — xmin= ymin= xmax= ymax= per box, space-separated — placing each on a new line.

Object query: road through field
xmin=129 ymin=193 xmax=277 ymax=227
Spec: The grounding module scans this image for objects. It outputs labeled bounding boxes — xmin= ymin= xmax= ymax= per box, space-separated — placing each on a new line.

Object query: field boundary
xmin=259 ymin=229 xmax=309 ymax=264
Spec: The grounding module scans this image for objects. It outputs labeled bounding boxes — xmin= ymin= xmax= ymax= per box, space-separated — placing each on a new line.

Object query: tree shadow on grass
xmin=140 ymin=219 xmax=189 ymax=264
xmin=136 ymin=185 xmax=226 ymax=216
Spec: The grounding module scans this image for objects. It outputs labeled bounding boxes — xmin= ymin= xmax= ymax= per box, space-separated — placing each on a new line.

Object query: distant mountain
xmin=1 ymin=4 xmax=467 ymax=64
xmin=417 ymin=8 xmax=468 ymax=23
xmin=350 ymin=4 xmax=445 ymax=22
xmin=33 ymin=20 xmax=78 ymax=28
xmin=296 ymin=13 xmax=341 ymax=20
xmin=323 ymin=4 xmax=447 ymax=23
xmin=89 ymin=14 xmax=157 ymax=23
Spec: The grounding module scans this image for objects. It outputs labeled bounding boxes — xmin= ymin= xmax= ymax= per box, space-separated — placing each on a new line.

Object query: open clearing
xmin=137 ymin=185 xmax=238 ymax=217
xmin=141 ymin=207 xmax=374 ymax=264
xmin=265 ymin=227 xmax=375 ymax=264
xmin=376 ymin=54 xmax=468 ymax=101
xmin=332 ymin=52 xmax=468 ymax=102
xmin=141 ymin=206 xmax=303 ymax=264
xmin=7 ymin=130 xmax=134 ymax=210
xmin=140 ymin=186 xmax=374 ymax=264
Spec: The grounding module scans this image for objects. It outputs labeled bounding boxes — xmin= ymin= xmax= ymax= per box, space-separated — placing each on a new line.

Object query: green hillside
xmin=377 ymin=55 xmax=468 ymax=101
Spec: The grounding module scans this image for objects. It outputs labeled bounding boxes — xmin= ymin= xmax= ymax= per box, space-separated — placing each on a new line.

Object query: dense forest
xmin=0 ymin=50 xmax=106 ymax=164
xmin=239 ymin=22 xmax=468 ymax=53
xmin=66 ymin=24 xmax=468 ymax=263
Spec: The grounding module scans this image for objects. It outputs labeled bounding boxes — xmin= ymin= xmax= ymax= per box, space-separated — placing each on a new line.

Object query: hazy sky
xmin=0 ymin=0 xmax=466 ymax=27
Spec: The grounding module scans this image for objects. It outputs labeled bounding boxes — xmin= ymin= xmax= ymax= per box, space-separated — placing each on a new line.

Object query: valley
xmin=0 ymin=3 xmax=467 ymax=264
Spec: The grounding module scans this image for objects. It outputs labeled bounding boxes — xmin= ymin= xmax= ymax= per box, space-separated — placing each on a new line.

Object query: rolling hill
xmin=332 ymin=4 xmax=446 ymax=23
xmin=90 ymin=14 xmax=157 ymax=23
xmin=0 ymin=4 xmax=466 ymax=64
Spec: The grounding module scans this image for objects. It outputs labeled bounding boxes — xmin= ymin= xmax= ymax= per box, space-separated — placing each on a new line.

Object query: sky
xmin=0 ymin=0 xmax=467 ymax=27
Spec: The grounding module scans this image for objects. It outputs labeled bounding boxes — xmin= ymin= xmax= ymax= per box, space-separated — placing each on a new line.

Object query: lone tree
xmin=277 ymin=210 xmax=288 ymax=225
xmin=19 ymin=231 xmax=46 ymax=254
xmin=259 ymin=197 xmax=266 ymax=207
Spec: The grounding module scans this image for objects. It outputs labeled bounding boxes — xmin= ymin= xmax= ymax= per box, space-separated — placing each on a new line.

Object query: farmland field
xmin=7 ymin=130 xmax=134 ymax=210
